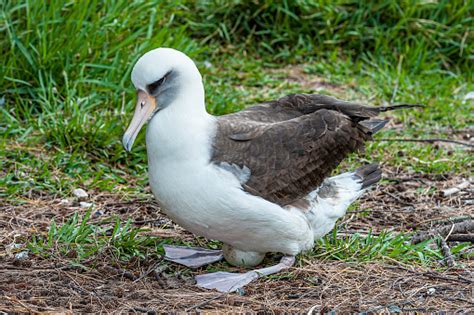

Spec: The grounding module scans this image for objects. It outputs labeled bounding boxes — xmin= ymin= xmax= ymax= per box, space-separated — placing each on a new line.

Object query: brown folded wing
xmin=211 ymin=94 xmax=385 ymax=206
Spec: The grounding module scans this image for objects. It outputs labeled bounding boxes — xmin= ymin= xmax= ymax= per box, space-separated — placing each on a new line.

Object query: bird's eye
xmin=148 ymin=77 xmax=165 ymax=95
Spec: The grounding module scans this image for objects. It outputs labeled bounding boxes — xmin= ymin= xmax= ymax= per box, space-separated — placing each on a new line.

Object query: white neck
xmin=145 ymin=79 xmax=215 ymax=165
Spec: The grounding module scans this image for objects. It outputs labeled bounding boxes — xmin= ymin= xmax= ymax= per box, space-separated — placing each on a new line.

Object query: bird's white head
xmin=122 ymin=48 xmax=204 ymax=151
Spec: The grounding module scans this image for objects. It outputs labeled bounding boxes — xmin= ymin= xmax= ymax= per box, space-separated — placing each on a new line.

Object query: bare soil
xmin=1 ymin=167 xmax=472 ymax=313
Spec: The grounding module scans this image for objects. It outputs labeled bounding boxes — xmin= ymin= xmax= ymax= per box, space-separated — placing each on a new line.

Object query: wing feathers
xmin=212 ymin=94 xmax=414 ymax=206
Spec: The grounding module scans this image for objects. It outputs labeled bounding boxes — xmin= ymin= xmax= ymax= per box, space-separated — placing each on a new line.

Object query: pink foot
xmin=196 ymin=256 xmax=295 ymax=292
xmin=163 ymin=245 xmax=223 ymax=268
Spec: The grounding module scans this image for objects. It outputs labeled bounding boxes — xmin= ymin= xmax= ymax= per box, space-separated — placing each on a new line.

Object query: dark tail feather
xmin=379 ymin=104 xmax=424 ymax=112
xmin=354 ymin=163 xmax=382 ymax=188
xmin=359 ymin=119 xmax=389 ymax=134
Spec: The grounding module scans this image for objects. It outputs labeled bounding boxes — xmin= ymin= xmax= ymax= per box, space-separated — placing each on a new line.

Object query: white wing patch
xmin=217 ymin=162 xmax=251 ymax=184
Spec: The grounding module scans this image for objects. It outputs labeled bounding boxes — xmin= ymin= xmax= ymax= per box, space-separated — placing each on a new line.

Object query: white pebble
xmin=80 ymin=201 xmax=93 ymax=208
xmin=15 ymin=251 xmax=29 ymax=260
xmin=60 ymin=199 xmax=72 ymax=206
xmin=72 ymin=188 xmax=88 ymax=200
xmin=442 ymin=180 xmax=470 ymax=197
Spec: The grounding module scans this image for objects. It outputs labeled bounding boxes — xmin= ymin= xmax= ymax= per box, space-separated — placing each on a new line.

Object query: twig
xmin=383 ymin=191 xmax=413 ymax=207
xmin=134 ymin=260 xmax=163 ymax=283
xmin=3 ymin=296 xmax=37 ymax=314
xmin=133 ymin=219 xmax=161 ymax=225
xmin=185 ymin=293 xmax=225 ymax=311
xmin=446 ymin=234 xmax=474 ymax=242
xmin=338 ymin=229 xmax=383 ymax=236
xmin=347 ymin=208 xmax=413 ymax=214
xmin=102 ymin=266 xmax=137 ymax=281
xmin=421 ymin=272 xmax=471 ymax=284
xmin=432 ymin=216 xmax=473 ymax=225
xmin=412 ymin=221 xmax=474 ymax=244
xmin=131 ymin=306 xmax=157 ymax=314
xmin=458 ymin=275 xmax=474 ymax=284
xmin=377 ymin=138 xmax=474 ymax=148
xmin=60 ymin=270 xmax=94 ymax=296
xmin=444 ymin=223 xmax=456 ymax=241
xmin=389 ymin=265 xmax=472 ymax=284
xmin=444 ymin=297 xmax=474 ymax=305
xmin=438 ymin=235 xmax=456 ymax=268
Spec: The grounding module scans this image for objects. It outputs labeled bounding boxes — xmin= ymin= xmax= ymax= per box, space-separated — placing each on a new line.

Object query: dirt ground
xmin=1 ymin=167 xmax=473 ymax=313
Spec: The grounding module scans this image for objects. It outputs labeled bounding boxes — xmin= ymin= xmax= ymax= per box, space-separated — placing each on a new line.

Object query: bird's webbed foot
xmin=196 ymin=256 xmax=295 ymax=292
xmin=163 ymin=245 xmax=224 ymax=268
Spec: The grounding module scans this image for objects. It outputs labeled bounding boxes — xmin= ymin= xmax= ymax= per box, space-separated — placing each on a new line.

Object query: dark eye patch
xmin=147 ymin=71 xmax=172 ymax=95
xmin=148 ymin=77 xmax=165 ymax=94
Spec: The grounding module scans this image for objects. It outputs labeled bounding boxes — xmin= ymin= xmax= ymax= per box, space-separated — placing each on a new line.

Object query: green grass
xmin=28 ymin=209 xmax=166 ymax=264
xmin=183 ymin=0 xmax=473 ymax=71
xmin=311 ymin=228 xmax=472 ymax=266
xmin=1 ymin=0 xmax=472 ymax=267
xmin=26 ymin=211 xmax=472 ymax=269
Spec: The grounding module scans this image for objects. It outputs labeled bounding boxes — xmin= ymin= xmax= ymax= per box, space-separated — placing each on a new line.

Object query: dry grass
xmin=0 ymin=253 xmax=472 ymax=313
xmin=1 ymin=166 xmax=472 ymax=313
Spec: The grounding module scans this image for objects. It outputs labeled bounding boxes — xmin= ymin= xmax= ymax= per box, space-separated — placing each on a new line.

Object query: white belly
xmin=148 ymin=159 xmax=313 ymax=255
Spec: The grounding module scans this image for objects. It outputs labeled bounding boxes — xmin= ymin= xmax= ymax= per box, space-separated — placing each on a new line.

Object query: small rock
xmin=80 ymin=201 xmax=93 ymax=208
xmin=60 ymin=199 xmax=72 ymax=206
xmin=204 ymin=61 xmax=213 ymax=69
xmin=236 ymin=287 xmax=246 ymax=296
xmin=442 ymin=180 xmax=470 ymax=197
xmin=93 ymin=210 xmax=104 ymax=217
xmin=388 ymin=305 xmax=401 ymax=313
xmin=15 ymin=251 xmax=29 ymax=260
xmin=72 ymin=188 xmax=88 ymax=201
xmin=427 ymin=287 xmax=436 ymax=295
xmin=154 ymin=265 xmax=169 ymax=274
xmin=443 ymin=187 xmax=461 ymax=197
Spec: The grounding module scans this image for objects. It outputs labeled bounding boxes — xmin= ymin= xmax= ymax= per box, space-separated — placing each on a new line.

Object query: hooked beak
xmin=122 ymin=90 xmax=157 ymax=151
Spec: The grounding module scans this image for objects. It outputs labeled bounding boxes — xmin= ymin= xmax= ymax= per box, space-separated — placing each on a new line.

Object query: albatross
xmin=122 ymin=48 xmax=419 ymax=293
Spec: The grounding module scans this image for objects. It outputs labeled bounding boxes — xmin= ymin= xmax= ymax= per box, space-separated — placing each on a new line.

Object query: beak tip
xmin=122 ymin=136 xmax=133 ymax=152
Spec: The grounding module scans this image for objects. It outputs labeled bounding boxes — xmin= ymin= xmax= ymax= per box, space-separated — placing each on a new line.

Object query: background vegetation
xmin=1 ymin=0 xmax=472 ymax=269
